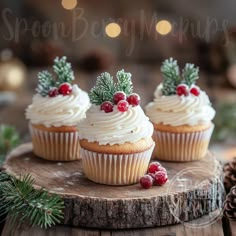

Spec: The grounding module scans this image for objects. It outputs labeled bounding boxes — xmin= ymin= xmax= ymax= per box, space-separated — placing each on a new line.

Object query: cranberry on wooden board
xmin=153 ymin=171 xmax=168 ymax=186
xmin=140 ymin=175 xmax=153 ymax=189
xmin=148 ymin=162 xmax=162 ymax=174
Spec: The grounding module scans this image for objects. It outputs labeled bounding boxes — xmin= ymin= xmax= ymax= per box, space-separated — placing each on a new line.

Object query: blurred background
xmin=1 ymin=0 xmax=236 ymax=159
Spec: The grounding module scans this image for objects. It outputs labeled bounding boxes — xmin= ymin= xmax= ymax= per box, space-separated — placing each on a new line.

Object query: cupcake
xmin=145 ymin=58 xmax=215 ymax=162
xmin=26 ymin=57 xmax=90 ymax=161
xmin=78 ymin=70 xmax=154 ymax=185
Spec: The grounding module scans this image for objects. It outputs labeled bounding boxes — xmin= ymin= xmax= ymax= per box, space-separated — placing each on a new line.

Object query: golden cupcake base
xmin=29 ymin=123 xmax=80 ymax=161
xmin=81 ymin=143 xmax=155 ymax=185
xmin=152 ymin=123 xmax=214 ymax=162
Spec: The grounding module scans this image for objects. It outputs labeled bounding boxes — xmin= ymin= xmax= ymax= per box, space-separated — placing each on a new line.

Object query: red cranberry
xmin=127 ymin=93 xmax=141 ymax=106
xmin=153 ymin=171 xmax=168 ymax=186
xmin=176 ymin=84 xmax=189 ymax=96
xmin=117 ymin=100 xmax=129 ymax=112
xmin=148 ymin=162 xmax=162 ymax=174
xmin=140 ymin=175 xmax=153 ymax=189
xmin=58 ymin=83 xmax=72 ymax=96
xmin=48 ymin=88 xmax=59 ymax=97
xmin=190 ymin=86 xmax=200 ymax=96
xmin=101 ymin=101 xmax=113 ymax=113
xmin=113 ymin=91 xmax=127 ymax=104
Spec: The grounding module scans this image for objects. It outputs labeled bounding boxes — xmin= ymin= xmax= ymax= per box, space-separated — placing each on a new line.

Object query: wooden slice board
xmin=3 ymin=143 xmax=224 ymax=229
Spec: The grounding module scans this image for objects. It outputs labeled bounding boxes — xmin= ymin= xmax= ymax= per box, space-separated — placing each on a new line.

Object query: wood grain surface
xmin=2 ymin=213 xmax=224 ymax=236
xmin=3 ymin=143 xmax=224 ymax=229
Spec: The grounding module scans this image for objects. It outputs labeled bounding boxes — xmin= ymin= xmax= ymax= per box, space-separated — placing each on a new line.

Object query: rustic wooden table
xmin=2 ymin=143 xmax=224 ymax=233
xmin=1 ymin=215 xmax=236 ymax=236
xmin=0 ymin=140 xmax=233 ymax=236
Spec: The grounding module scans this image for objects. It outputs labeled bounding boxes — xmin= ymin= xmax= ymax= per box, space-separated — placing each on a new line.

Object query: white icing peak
xmin=145 ymin=84 xmax=216 ymax=126
xmin=78 ymin=105 xmax=154 ymax=145
xmin=26 ymin=84 xmax=90 ymax=127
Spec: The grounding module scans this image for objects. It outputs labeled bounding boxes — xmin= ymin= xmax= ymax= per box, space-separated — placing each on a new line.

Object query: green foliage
xmin=0 ymin=125 xmax=20 ymax=165
xmin=89 ymin=72 xmax=115 ymax=105
xmin=182 ymin=63 xmax=199 ymax=86
xmin=0 ymin=172 xmax=64 ymax=229
xmin=161 ymin=58 xmax=181 ymax=96
xmin=160 ymin=58 xmax=199 ymax=96
xmin=89 ymin=69 xmax=133 ymax=105
xmin=116 ymin=70 xmax=133 ymax=95
xmin=36 ymin=71 xmax=55 ymax=97
xmin=212 ymin=103 xmax=236 ymax=142
xmin=36 ymin=57 xmax=74 ymax=97
xmin=53 ymin=56 xmax=74 ymax=86
xmin=0 ymin=126 xmax=64 ymax=229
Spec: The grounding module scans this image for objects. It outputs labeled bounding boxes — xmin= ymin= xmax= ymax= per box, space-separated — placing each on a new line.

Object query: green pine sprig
xmin=0 ymin=125 xmax=20 ymax=165
xmin=53 ymin=56 xmax=74 ymax=86
xmin=36 ymin=71 xmax=55 ymax=97
xmin=116 ymin=70 xmax=133 ymax=95
xmin=89 ymin=72 xmax=115 ymax=105
xmin=182 ymin=63 xmax=199 ymax=86
xmin=36 ymin=57 xmax=74 ymax=97
xmin=0 ymin=172 xmax=64 ymax=229
xmin=161 ymin=58 xmax=181 ymax=96
xmin=160 ymin=58 xmax=199 ymax=96
xmin=89 ymin=69 xmax=133 ymax=105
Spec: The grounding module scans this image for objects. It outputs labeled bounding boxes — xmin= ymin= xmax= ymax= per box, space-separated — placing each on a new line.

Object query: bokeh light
xmin=156 ymin=20 xmax=172 ymax=35
xmin=105 ymin=23 xmax=121 ymax=38
xmin=61 ymin=0 xmax=77 ymax=10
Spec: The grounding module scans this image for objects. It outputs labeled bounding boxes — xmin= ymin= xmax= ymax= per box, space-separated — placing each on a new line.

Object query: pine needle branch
xmin=116 ymin=69 xmax=133 ymax=95
xmin=161 ymin=58 xmax=181 ymax=95
xmin=36 ymin=71 xmax=54 ymax=97
xmin=0 ymin=171 xmax=10 ymax=182
xmin=160 ymin=58 xmax=200 ymax=95
xmin=182 ymin=63 xmax=199 ymax=86
xmin=89 ymin=69 xmax=134 ymax=105
xmin=0 ymin=125 xmax=20 ymax=165
xmin=36 ymin=57 xmax=74 ymax=97
xmin=89 ymin=72 xmax=116 ymax=105
xmin=0 ymin=172 xmax=64 ymax=229
xmin=53 ymin=56 xmax=74 ymax=86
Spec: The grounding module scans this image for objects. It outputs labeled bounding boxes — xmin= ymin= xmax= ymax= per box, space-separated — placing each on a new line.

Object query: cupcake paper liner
xmin=29 ymin=124 xmax=80 ymax=161
xmin=81 ymin=144 xmax=155 ymax=185
xmin=152 ymin=125 xmax=214 ymax=162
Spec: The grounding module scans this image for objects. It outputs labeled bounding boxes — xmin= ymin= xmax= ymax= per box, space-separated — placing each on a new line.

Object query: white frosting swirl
xmin=26 ymin=85 xmax=90 ymax=127
xmin=78 ymin=105 xmax=153 ymax=145
xmin=145 ymin=84 xmax=216 ymax=126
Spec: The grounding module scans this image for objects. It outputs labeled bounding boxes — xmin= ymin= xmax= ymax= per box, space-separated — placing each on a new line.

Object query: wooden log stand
xmin=3 ymin=143 xmax=224 ymax=230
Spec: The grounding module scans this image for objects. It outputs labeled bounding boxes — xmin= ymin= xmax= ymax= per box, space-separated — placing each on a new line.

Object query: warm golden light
xmin=61 ymin=0 xmax=77 ymax=10
xmin=7 ymin=67 xmax=25 ymax=88
xmin=156 ymin=20 xmax=172 ymax=35
xmin=105 ymin=23 xmax=121 ymax=38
